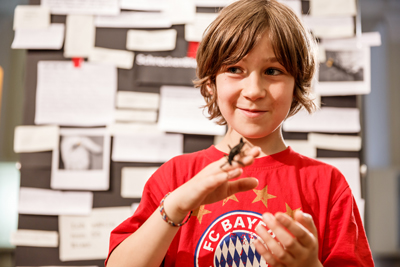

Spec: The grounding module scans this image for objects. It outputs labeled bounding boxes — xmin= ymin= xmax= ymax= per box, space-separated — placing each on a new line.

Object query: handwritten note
xmin=283 ymin=107 xmax=360 ymax=133
xmin=89 ymin=47 xmax=134 ymax=69
xmin=13 ymin=5 xmax=50 ymax=30
xmin=116 ymin=91 xmax=160 ymax=110
xmin=35 ymin=61 xmax=116 ymax=126
xmin=18 ymin=187 xmax=93 ymax=216
xmin=112 ymin=133 xmax=183 ymax=163
xmin=41 ymin=0 xmax=119 ymax=15
xmin=14 ymin=125 xmax=59 ymax=153
xmin=12 ymin=23 xmax=65 ymax=50
xmin=95 ymin=11 xmax=172 ymax=28
xmin=10 ymin=229 xmax=58 ymax=247
xmin=121 ymin=167 xmax=159 ymax=198
xmin=64 ymin=14 xmax=95 ymax=58
xmin=158 ymin=86 xmax=226 ymax=135
xmin=126 ymin=29 xmax=177 ymax=51
xmin=59 ymin=207 xmax=132 ymax=261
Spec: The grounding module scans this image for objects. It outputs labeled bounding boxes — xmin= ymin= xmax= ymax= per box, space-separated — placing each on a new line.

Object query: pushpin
xmin=187 ymin=42 xmax=200 ymax=59
xmin=72 ymin=57 xmax=83 ymax=68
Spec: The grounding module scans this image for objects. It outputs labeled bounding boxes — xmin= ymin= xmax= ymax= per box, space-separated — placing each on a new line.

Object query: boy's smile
xmin=212 ymin=31 xmax=295 ymax=153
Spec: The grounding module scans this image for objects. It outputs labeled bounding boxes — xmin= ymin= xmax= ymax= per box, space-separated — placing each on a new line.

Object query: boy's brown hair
xmin=194 ymin=0 xmax=318 ymax=125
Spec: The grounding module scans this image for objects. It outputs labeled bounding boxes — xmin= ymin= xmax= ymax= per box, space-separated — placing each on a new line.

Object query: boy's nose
xmin=241 ymin=73 xmax=266 ymax=100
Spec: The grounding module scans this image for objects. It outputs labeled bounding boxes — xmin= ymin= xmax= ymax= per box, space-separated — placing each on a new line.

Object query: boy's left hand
xmin=254 ymin=210 xmax=323 ymax=267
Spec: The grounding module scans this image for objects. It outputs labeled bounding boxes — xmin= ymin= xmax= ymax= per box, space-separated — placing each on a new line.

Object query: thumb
xmin=227 ymin=178 xmax=258 ymax=195
xmin=294 ymin=210 xmax=318 ymax=238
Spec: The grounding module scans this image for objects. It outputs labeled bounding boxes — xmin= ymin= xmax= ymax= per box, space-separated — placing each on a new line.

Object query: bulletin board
xmin=14 ymin=0 xmax=370 ymax=266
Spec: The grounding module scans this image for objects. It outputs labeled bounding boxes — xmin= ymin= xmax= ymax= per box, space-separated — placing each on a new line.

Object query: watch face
xmin=319 ymin=50 xmax=364 ymax=82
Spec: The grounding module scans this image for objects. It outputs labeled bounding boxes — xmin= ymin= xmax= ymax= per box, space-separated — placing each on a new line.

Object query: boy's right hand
xmin=163 ymin=146 xmax=261 ymax=223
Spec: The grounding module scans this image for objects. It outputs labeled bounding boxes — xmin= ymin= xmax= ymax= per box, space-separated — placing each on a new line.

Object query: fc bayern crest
xmin=194 ymin=210 xmax=269 ymax=267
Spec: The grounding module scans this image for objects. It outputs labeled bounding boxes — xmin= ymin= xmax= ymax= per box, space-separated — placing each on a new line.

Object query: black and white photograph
xmin=51 ymin=128 xmax=111 ymax=191
xmin=319 ymin=50 xmax=364 ymax=82
xmin=314 ymin=47 xmax=371 ymax=96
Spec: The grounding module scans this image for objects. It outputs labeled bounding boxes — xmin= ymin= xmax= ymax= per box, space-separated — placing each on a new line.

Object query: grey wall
xmin=0 ymin=0 xmax=28 ymax=162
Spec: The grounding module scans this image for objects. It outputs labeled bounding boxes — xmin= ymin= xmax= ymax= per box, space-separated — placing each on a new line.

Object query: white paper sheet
xmin=120 ymin=0 xmax=167 ymax=11
xmin=95 ymin=12 xmax=172 ymax=28
xmin=13 ymin=5 xmax=50 ymax=30
xmin=318 ymin=44 xmax=326 ymax=63
xmin=303 ymin=15 xmax=354 ymax=39
xmin=51 ymin=128 xmax=111 ymax=191
xmin=14 ymin=125 xmax=59 ymax=153
xmin=277 ymin=0 xmax=302 ymax=19
xmin=158 ymin=86 xmax=226 ymax=135
xmin=41 ymin=0 xmax=119 ymax=15
xmin=59 ymin=207 xmax=132 ymax=261
xmin=116 ymin=91 xmax=160 ymax=110
xmin=308 ymin=133 xmax=362 ymax=151
xmin=126 ymin=29 xmax=177 ymax=51
xmin=164 ymin=0 xmax=196 ymax=24
xmin=195 ymin=0 xmax=238 ymax=7
xmin=121 ymin=167 xmax=159 ymax=198
xmin=285 ymin=140 xmax=317 ymax=158
xmin=11 ymin=23 xmax=65 ymax=50
xmin=64 ymin=14 xmax=95 ymax=58
xmin=10 ymin=230 xmax=58 ymax=247
xmin=315 ymin=47 xmax=370 ymax=96
xmin=321 ymin=32 xmax=382 ymax=49
xmin=283 ymin=107 xmax=360 ymax=133
xmin=35 ymin=61 xmax=116 ymax=126
xmin=107 ymin=122 xmax=161 ymax=136
xmin=18 ymin=187 xmax=93 ymax=216
xmin=214 ymin=135 xmax=225 ymax=146
xmin=317 ymin=157 xmax=361 ymax=201
xmin=185 ymin=13 xmax=219 ymax=42
xmin=114 ymin=109 xmax=158 ymax=123
xmin=89 ymin=47 xmax=134 ymax=69
xmin=112 ymin=133 xmax=183 ymax=163
xmin=131 ymin=203 xmax=140 ymax=213
xmin=310 ymin=0 xmax=357 ymax=17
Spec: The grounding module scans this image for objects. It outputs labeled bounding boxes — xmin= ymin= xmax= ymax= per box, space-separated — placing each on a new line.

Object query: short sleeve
xmin=321 ymin=187 xmax=374 ymax=266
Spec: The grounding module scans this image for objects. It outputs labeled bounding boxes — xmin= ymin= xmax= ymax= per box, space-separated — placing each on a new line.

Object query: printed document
xmin=35 ymin=61 xmax=116 ymax=126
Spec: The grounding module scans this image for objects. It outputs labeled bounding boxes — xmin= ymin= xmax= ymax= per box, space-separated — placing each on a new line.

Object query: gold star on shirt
xmin=252 ymin=185 xmax=276 ymax=208
xmin=285 ymin=203 xmax=301 ymax=219
xmin=222 ymin=194 xmax=239 ymax=206
xmin=193 ymin=205 xmax=211 ymax=224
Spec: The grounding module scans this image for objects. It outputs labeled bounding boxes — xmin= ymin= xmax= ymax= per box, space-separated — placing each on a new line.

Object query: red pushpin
xmin=72 ymin=57 xmax=83 ymax=68
xmin=187 ymin=42 xmax=200 ymax=59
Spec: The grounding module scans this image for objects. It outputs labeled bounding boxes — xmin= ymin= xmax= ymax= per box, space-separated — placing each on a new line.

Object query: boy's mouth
xmin=237 ymin=108 xmax=267 ymax=118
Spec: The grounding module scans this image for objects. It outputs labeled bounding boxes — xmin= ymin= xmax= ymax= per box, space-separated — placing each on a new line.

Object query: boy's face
xmin=212 ymin=31 xmax=295 ymax=140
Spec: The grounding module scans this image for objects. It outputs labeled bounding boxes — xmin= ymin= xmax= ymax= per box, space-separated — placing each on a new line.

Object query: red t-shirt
xmin=107 ymin=146 xmax=374 ymax=266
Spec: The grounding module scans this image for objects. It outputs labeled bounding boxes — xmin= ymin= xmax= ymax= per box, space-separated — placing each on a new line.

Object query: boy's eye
xmin=266 ymin=68 xmax=282 ymax=75
xmin=227 ymin=67 xmax=242 ymax=74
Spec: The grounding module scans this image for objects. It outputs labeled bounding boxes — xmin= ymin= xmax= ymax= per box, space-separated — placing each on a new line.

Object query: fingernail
xmin=263 ymin=213 xmax=273 ymax=222
xmin=303 ymin=212 xmax=312 ymax=219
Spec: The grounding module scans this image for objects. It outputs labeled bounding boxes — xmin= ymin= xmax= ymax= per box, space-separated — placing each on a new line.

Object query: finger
xmin=255 ymin=223 xmax=290 ymax=266
xmin=257 ymin=213 xmax=295 ymax=265
xmin=275 ymin=211 xmax=317 ymax=249
xmin=262 ymin=213 xmax=306 ymax=259
xmin=226 ymin=177 xmax=258 ymax=195
xmin=293 ymin=210 xmax=319 ymax=246
xmin=201 ymin=168 xmax=243 ymax=191
xmin=254 ymin=239 xmax=285 ymax=267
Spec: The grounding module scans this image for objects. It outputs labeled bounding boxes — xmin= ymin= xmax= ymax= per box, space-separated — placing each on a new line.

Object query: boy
xmin=106 ymin=0 xmax=374 ymax=266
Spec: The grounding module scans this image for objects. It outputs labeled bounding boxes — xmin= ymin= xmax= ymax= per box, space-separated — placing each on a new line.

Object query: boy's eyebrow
xmin=242 ymin=56 xmax=279 ymax=63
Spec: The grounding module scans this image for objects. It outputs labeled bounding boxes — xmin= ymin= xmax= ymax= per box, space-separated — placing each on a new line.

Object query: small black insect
xmin=221 ymin=138 xmax=247 ymax=168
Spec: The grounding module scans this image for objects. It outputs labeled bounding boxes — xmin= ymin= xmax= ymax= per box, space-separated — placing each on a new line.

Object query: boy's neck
xmin=215 ymin=126 xmax=288 ymax=157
